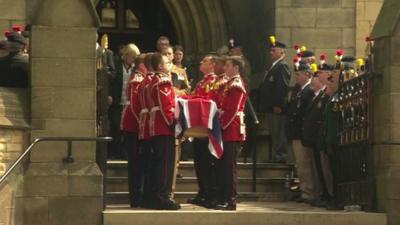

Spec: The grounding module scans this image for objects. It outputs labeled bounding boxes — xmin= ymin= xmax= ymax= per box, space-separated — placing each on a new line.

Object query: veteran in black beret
xmin=285 ymin=60 xmax=316 ymax=202
xmin=258 ymin=36 xmax=291 ymax=163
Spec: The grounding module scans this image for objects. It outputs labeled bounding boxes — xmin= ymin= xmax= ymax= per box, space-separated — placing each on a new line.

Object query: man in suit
xmin=258 ymin=39 xmax=291 ymax=163
xmin=285 ymin=61 xmax=315 ymax=202
xmin=302 ymin=66 xmax=331 ymax=207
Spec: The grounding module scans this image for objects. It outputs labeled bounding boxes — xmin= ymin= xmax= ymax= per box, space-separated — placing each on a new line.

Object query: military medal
xmin=297 ymin=100 xmax=301 ymax=108
xmin=317 ymin=101 xmax=322 ymax=109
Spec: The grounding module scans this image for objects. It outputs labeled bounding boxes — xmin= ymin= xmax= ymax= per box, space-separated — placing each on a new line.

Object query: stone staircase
xmin=105 ymin=160 xmax=295 ymax=204
xmin=103 ymin=160 xmax=388 ymax=225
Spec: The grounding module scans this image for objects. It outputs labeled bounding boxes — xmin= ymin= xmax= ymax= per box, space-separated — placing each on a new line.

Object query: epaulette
xmin=130 ymin=73 xmax=144 ymax=83
xmin=157 ymin=74 xmax=172 ymax=86
xmin=229 ymin=77 xmax=246 ymax=93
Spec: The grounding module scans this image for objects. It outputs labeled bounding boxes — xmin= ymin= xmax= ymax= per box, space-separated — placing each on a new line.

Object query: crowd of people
xmin=96 ymin=32 xmax=366 ymax=211
xmin=259 ymin=36 xmax=365 ymax=210
xmin=96 ymin=35 xmax=248 ymax=210
xmin=0 ymin=25 xmax=29 ymax=88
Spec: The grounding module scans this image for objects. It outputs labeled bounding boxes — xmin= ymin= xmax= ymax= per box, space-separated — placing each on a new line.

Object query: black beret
xmin=7 ymin=31 xmax=26 ymax=45
xmin=270 ymin=41 xmax=286 ymax=49
xmin=301 ymin=50 xmax=315 ymax=58
xmin=341 ymin=56 xmax=356 ymax=63
xmin=318 ymin=63 xmax=335 ymax=71
xmin=228 ymin=38 xmax=241 ymax=49
xmin=295 ymin=61 xmax=311 ymax=72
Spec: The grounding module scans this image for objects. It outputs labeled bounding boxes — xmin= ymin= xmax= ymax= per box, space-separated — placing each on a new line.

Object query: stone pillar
xmin=356 ymin=0 xmax=384 ymax=58
xmin=371 ymin=1 xmax=400 ymax=224
xmin=21 ymin=1 xmax=102 ymax=225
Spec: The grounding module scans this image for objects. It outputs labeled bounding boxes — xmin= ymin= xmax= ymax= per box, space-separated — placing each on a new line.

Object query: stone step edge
xmin=105 ymin=191 xmax=290 ymax=197
xmin=107 ymin=160 xmax=294 ymax=168
xmin=106 ymin=176 xmax=294 ymax=182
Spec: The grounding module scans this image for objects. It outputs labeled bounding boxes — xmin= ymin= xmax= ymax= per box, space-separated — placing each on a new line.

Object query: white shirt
xmin=301 ymin=79 xmax=311 ymax=91
xmin=313 ymin=86 xmax=326 ymax=100
xmin=264 ymin=56 xmax=284 ymax=80
xmin=121 ymin=64 xmax=134 ymax=105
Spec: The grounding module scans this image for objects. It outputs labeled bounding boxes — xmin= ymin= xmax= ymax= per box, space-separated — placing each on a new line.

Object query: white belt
xmin=140 ymin=109 xmax=149 ymax=114
xmin=151 ymin=106 xmax=160 ymax=112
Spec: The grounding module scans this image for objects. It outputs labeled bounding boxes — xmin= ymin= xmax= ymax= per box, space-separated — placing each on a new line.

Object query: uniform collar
xmin=228 ymin=74 xmax=241 ymax=81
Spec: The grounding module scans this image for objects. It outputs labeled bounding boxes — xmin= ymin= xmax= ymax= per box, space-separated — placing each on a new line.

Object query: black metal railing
xmin=0 ymin=136 xmax=112 ymax=185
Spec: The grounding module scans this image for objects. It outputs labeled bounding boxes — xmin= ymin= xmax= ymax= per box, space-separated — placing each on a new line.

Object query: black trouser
xmin=193 ymin=138 xmax=217 ymax=201
xmin=108 ymin=104 xmax=123 ymax=158
xmin=151 ymin=135 xmax=175 ymax=199
xmin=312 ymin=148 xmax=330 ymax=201
xmin=123 ymin=131 xmax=143 ymax=204
xmin=216 ymin=141 xmax=241 ymax=204
xmin=140 ymin=140 xmax=155 ymax=201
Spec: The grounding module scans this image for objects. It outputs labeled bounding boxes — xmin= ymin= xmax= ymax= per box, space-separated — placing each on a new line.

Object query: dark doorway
xmin=96 ymin=0 xmax=177 ymax=53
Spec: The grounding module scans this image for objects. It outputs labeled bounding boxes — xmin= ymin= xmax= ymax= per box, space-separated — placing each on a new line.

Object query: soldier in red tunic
xmin=187 ymin=55 xmax=219 ymax=208
xmin=120 ymin=54 xmax=145 ymax=207
xmin=137 ymin=53 xmax=157 ymax=208
xmin=215 ymin=56 xmax=248 ymax=210
xmin=210 ymin=56 xmax=229 ymax=108
xmin=148 ymin=53 xmax=180 ymax=210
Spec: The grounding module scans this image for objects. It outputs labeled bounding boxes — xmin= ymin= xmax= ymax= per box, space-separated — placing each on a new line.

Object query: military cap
xmin=341 ymin=56 xmax=356 ymax=69
xmin=228 ymin=38 xmax=241 ymax=49
xmin=7 ymin=31 xmax=26 ymax=45
xmin=318 ymin=63 xmax=335 ymax=71
xmin=269 ymin=35 xmax=286 ymax=49
xmin=295 ymin=60 xmax=312 ymax=72
xmin=301 ymin=50 xmax=314 ymax=58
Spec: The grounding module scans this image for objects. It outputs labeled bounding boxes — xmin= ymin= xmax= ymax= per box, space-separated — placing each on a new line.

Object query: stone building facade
xmin=1 ymin=0 xmax=399 ymax=225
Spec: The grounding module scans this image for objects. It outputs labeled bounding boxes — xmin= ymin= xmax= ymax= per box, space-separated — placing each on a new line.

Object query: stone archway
xmin=162 ymin=0 xmax=229 ymax=60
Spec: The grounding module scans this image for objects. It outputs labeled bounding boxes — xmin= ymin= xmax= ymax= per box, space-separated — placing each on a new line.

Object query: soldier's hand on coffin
xmin=273 ymin=106 xmax=282 ymax=114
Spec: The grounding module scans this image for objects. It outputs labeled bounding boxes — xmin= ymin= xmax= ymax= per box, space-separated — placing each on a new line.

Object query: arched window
xmin=96 ymin=0 xmax=140 ymax=30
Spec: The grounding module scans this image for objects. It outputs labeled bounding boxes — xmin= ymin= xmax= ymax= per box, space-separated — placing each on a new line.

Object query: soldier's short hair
xmin=134 ymin=54 xmax=146 ymax=66
xmin=122 ymin=43 xmax=140 ymax=60
xmin=150 ymin=52 xmax=165 ymax=71
xmin=144 ymin=52 xmax=154 ymax=70
xmin=203 ymin=54 xmax=217 ymax=64
xmin=227 ymin=56 xmax=245 ymax=74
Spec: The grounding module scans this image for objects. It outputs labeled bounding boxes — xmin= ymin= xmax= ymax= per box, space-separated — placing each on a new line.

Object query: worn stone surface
xmin=31 ymin=27 xmax=97 ymax=59
xmin=276 ymin=8 xmax=316 ymax=28
xmin=31 ymin=58 xmax=95 ymax=88
xmin=48 ymin=197 xmax=102 ymax=225
xmin=0 ymin=0 xmax=26 ymax=20
xmin=68 ymin=163 xmax=103 ymax=196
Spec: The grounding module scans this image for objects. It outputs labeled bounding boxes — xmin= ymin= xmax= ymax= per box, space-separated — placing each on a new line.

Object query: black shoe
xmin=204 ymin=199 xmax=218 ymax=209
xmin=157 ymin=198 xmax=181 ymax=210
xmin=187 ymin=196 xmax=207 ymax=207
xmin=215 ymin=202 xmax=236 ymax=210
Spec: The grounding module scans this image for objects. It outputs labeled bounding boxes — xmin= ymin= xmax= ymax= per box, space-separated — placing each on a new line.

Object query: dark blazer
xmin=110 ymin=59 xmax=133 ymax=106
xmin=301 ymin=89 xmax=330 ymax=148
xmin=257 ymin=59 xmax=291 ymax=113
xmin=0 ymin=52 xmax=28 ymax=88
xmin=285 ymin=83 xmax=314 ymax=140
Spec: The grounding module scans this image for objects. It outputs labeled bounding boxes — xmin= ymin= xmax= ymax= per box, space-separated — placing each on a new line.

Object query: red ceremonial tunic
xmin=219 ymin=74 xmax=248 ymax=142
xmin=149 ymin=72 xmax=176 ymax=137
xmin=137 ymin=72 xmax=154 ymax=140
xmin=120 ymin=71 xmax=144 ymax=133
xmin=192 ymin=73 xmax=216 ymax=99
xmin=210 ymin=73 xmax=228 ymax=108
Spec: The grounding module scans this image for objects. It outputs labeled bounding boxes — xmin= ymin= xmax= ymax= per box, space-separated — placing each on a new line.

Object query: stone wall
xmin=275 ymin=0 xmax=356 ymax=63
xmin=0 ymin=0 xmax=26 ymax=33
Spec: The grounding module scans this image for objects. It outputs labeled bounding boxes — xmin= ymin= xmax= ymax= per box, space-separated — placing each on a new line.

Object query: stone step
xmin=106 ymin=177 xmax=290 ymax=193
xmin=106 ymin=160 xmax=294 ymax=178
xmin=103 ymin=202 xmax=387 ymax=225
xmin=105 ymin=191 xmax=290 ymax=205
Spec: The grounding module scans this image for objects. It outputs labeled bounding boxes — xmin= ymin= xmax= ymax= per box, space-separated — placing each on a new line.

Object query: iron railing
xmin=0 ymin=136 xmax=112 ymax=185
